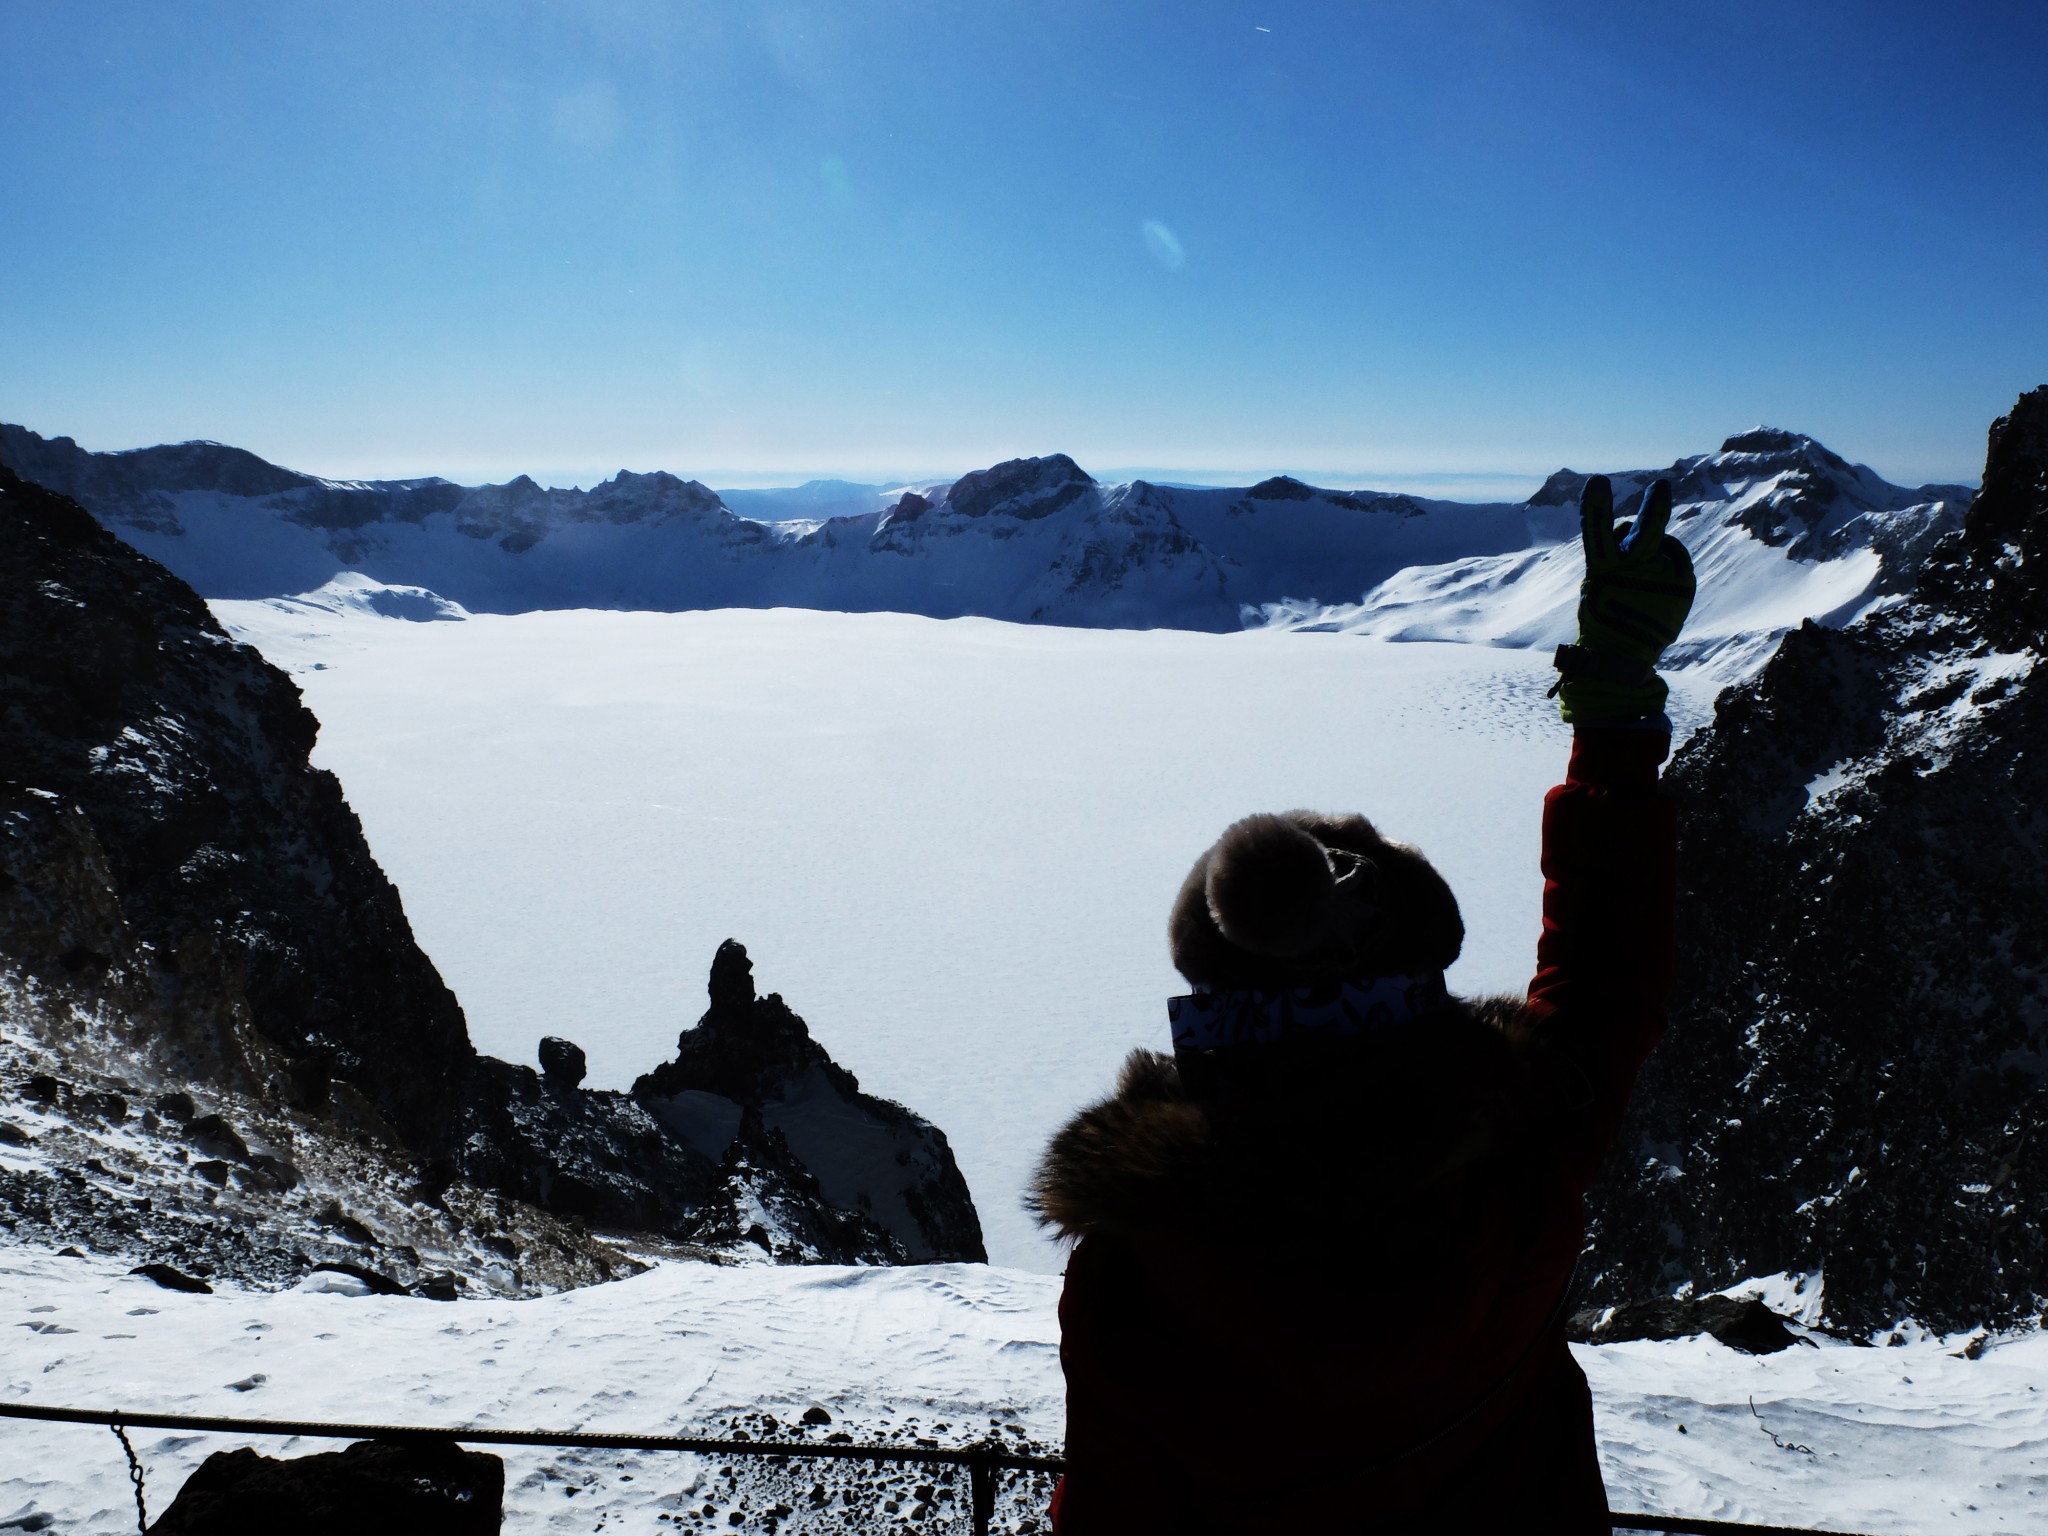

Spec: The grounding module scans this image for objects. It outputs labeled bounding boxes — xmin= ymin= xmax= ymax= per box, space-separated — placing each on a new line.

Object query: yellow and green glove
xmin=1552 ymin=475 xmax=1696 ymax=725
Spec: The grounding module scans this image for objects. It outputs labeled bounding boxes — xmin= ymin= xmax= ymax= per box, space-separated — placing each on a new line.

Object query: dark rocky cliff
xmin=1582 ymin=387 xmax=2048 ymax=1335
xmin=0 ymin=464 xmax=476 ymax=1150
xmin=0 ymin=465 xmax=984 ymax=1278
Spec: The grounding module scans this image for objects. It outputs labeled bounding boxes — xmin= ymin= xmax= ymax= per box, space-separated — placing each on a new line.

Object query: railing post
xmin=969 ymin=1442 xmax=997 ymax=1536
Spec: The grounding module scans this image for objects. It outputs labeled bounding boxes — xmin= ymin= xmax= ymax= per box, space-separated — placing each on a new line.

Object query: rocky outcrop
xmin=1581 ymin=387 xmax=2048 ymax=1335
xmin=148 ymin=1439 xmax=503 ymax=1535
xmin=0 ymin=466 xmax=983 ymax=1281
xmin=0 ymin=462 xmax=475 ymax=1151
xmin=635 ymin=940 xmax=986 ymax=1263
xmin=1569 ymin=1294 xmax=1805 ymax=1355
xmin=941 ymin=453 xmax=1096 ymax=522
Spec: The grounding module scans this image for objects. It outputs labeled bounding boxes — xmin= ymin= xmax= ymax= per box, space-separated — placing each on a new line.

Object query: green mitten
xmin=1554 ymin=475 xmax=1696 ymax=725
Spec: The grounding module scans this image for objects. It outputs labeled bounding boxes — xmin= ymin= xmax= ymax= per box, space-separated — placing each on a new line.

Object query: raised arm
xmin=1527 ymin=474 xmax=1694 ymax=1191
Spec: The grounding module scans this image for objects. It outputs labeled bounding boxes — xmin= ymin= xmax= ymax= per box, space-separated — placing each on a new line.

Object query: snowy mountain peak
xmin=942 ymin=453 xmax=1096 ymax=521
xmin=1245 ymin=474 xmax=1317 ymax=501
xmin=1584 ymin=384 xmax=2048 ymax=1334
xmin=1718 ymin=425 xmax=1817 ymax=456
xmin=1262 ymin=431 xmax=1974 ymax=683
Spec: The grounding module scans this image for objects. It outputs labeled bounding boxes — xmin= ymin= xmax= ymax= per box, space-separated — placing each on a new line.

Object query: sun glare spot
xmin=1141 ymin=219 xmax=1185 ymax=270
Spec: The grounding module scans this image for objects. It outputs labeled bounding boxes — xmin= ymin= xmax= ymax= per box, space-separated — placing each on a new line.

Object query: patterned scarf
xmin=1167 ymin=972 xmax=1451 ymax=1056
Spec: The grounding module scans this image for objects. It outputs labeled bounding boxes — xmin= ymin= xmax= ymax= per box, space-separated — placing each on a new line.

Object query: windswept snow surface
xmin=212 ymin=593 xmax=1723 ymax=1272
xmin=4 ymin=1246 xmax=2045 ymax=1534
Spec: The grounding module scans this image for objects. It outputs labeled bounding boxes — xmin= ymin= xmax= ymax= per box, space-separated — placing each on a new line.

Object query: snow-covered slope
xmin=2 ymin=423 xmax=1962 ymax=656
xmin=4 ymin=1243 xmax=2042 ymax=1535
xmin=1262 ymin=429 xmax=1971 ymax=685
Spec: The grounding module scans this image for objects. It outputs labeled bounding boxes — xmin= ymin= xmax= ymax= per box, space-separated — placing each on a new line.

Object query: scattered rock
xmin=538 ymin=1036 xmax=587 ymax=1090
xmin=406 ymin=1155 xmax=459 ymax=1208
xmin=154 ymin=1091 xmax=197 ymax=1123
xmin=146 ymin=1438 xmax=503 ymax=1535
xmin=224 ymin=1373 xmax=267 ymax=1392
xmin=245 ymin=1153 xmax=300 ymax=1191
xmin=802 ymin=1406 xmax=833 ymax=1426
xmin=0 ymin=1122 xmax=32 ymax=1145
xmin=130 ymin=1262 xmax=212 ymax=1294
xmin=308 ymin=1261 xmax=407 ymax=1297
xmin=192 ymin=1159 xmax=230 ymax=1186
xmin=316 ymin=1199 xmax=377 ymax=1247
xmin=185 ymin=1113 xmax=250 ymax=1162
xmin=411 ymin=1271 xmax=463 ymax=1301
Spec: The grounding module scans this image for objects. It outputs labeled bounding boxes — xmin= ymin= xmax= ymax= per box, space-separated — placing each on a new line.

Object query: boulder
xmin=537 ymin=1035 xmax=586 ymax=1090
xmin=146 ymin=1438 xmax=501 ymax=1535
xmin=1570 ymin=1294 xmax=1804 ymax=1354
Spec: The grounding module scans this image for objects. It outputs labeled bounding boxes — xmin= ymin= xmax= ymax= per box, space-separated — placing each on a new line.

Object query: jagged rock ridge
xmin=0 ymin=465 xmax=985 ymax=1286
xmin=635 ymin=940 xmax=983 ymax=1263
xmin=1580 ymin=386 xmax=2048 ymax=1335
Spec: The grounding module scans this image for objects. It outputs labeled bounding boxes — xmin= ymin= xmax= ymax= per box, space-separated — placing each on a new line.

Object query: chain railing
xmin=0 ymin=1399 xmax=1881 ymax=1536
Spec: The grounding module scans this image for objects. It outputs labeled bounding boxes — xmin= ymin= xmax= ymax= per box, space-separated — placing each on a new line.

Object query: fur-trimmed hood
xmin=1028 ymin=997 xmax=1564 ymax=1264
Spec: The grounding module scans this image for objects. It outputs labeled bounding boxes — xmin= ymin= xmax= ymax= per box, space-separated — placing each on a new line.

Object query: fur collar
xmin=1028 ymin=996 xmax=1559 ymax=1264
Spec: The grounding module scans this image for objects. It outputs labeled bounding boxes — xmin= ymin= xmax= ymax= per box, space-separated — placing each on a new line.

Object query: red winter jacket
xmin=1038 ymin=729 xmax=1676 ymax=1534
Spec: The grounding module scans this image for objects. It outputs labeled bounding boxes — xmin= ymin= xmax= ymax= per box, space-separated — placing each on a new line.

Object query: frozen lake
xmin=216 ymin=598 xmax=1721 ymax=1270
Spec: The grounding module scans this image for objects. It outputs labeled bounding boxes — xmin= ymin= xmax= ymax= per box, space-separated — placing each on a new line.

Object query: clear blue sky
xmin=3 ymin=1 xmax=2042 ymax=489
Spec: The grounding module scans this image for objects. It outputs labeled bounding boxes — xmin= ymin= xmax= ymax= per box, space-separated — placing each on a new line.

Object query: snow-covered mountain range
xmin=0 ymin=423 xmax=1970 ymax=670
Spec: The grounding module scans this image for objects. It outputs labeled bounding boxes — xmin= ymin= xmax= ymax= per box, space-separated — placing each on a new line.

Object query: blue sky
xmin=2 ymin=0 xmax=2043 ymax=489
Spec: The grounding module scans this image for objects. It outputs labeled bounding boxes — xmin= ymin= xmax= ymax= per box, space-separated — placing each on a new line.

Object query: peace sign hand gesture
xmin=1552 ymin=475 xmax=1696 ymax=725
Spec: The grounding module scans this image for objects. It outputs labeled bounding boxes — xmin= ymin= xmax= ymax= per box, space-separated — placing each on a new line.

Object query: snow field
xmin=212 ymin=599 xmax=1722 ymax=1271
xmin=4 ymin=1247 xmax=2044 ymax=1533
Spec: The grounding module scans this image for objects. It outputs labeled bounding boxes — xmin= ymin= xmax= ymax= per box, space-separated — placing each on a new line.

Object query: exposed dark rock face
xmin=0 ymin=467 xmax=984 ymax=1277
xmin=1569 ymin=1294 xmax=1806 ymax=1355
xmin=148 ymin=1438 xmax=502 ymax=1535
xmin=1582 ymin=387 xmax=2048 ymax=1335
xmin=636 ymin=940 xmax=987 ymax=1263
xmin=1246 ymin=475 xmax=1317 ymax=502
xmin=456 ymin=1055 xmax=720 ymax=1238
xmin=942 ymin=453 xmax=1095 ymax=522
xmin=0 ymin=463 xmax=475 ymax=1151
xmin=537 ymin=1035 xmax=587 ymax=1089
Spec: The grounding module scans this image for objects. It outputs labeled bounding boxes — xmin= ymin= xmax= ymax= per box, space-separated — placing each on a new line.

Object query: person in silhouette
xmin=1031 ymin=475 xmax=1695 ymax=1532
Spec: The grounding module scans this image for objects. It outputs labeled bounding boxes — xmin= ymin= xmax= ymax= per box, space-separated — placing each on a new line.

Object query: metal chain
xmin=108 ymin=1412 xmax=149 ymax=1534
xmin=0 ymin=1400 xmax=1876 ymax=1536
